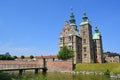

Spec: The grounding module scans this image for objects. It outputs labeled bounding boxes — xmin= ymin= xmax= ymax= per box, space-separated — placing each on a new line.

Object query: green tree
xmin=5 ymin=56 xmax=11 ymax=60
xmin=13 ymin=56 xmax=17 ymax=60
xmin=30 ymin=55 xmax=34 ymax=59
xmin=21 ymin=55 xmax=25 ymax=60
xmin=0 ymin=56 xmax=3 ymax=60
xmin=57 ymin=46 xmax=74 ymax=60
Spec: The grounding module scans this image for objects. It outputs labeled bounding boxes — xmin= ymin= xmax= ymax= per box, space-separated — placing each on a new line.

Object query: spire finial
xmin=70 ymin=7 xmax=73 ymax=12
xmin=83 ymin=11 xmax=86 ymax=17
xmin=70 ymin=7 xmax=74 ymax=16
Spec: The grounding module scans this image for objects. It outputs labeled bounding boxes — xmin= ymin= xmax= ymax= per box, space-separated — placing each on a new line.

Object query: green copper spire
xmin=93 ymin=27 xmax=101 ymax=39
xmin=69 ymin=8 xmax=79 ymax=36
xmin=82 ymin=11 xmax=88 ymax=22
xmin=69 ymin=8 xmax=76 ymax=26
xmin=80 ymin=11 xmax=89 ymax=26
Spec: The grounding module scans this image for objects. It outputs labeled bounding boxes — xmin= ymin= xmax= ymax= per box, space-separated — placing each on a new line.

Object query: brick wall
xmin=0 ymin=58 xmax=73 ymax=72
xmin=46 ymin=60 xmax=73 ymax=72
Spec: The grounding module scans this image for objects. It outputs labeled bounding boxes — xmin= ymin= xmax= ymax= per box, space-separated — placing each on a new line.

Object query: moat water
xmin=42 ymin=72 xmax=111 ymax=80
xmin=8 ymin=72 xmax=114 ymax=80
xmin=0 ymin=72 xmax=117 ymax=80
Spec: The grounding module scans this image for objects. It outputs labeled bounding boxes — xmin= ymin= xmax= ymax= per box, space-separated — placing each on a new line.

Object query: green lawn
xmin=75 ymin=63 xmax=120 ymax=74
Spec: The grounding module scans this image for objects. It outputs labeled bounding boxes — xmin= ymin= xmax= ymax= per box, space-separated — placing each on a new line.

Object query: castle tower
xmin=93 ymin=27 xmax=103 ymax=63
xmin=80 ymin=12 xmax=94 ymax=63
xmin=59 ymin=11 xmax=82 ymax=64
xmin=69 ymin=10 xmax=82 ymax=63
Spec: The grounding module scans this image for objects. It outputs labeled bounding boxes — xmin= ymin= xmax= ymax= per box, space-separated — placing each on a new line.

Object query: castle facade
xmin=59 ymin=11 xmax=103 ymax=64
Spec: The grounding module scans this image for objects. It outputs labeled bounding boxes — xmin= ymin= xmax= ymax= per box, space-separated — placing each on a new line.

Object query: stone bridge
xmin=0 ymin=59 xmax=47 ymax=75
xmin=0 ymin=57 xmax=73 ymax=74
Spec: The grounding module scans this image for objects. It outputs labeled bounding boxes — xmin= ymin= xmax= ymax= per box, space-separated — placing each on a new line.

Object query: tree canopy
xmin=30 ymin=55 xmax=34 ymax=59
xmin=57 ymin=46 xmax=74 ymax=60
xmin=0 ymin=52 xmax=14 ymax=60
xmin=13 ymin=56 xmax=17 ymax=59
xmin=21 ymin=55 xmax=25 ymax=59
xmin=0 ymin=55 xmax=14 ymax=60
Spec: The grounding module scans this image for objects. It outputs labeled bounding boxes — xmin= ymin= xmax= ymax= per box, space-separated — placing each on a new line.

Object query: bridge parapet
xmin=0 ymin=60 xmax=43 ymax=70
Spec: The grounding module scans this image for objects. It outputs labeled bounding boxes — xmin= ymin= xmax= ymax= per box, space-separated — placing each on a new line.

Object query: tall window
xmin=77 ymin=45 xmax=79 ymax=52
xmin=84 ymin=54 xmax=87 ymax=58
xmin=60 ymin=37 xmax=64 ymax=43
xmin=68 ymin=36 xmax=72 ymax=42
xmin=60 ymin=47 xmax=63 ymax=50
xmin=77 ymin=38 xmax=79 ymax=43
xmin=77 ymin=53 xmax=80 ymax=59
xmin=83 ymin=47 xmax=86 ymax=52
xmin=83 ymin=39 xmax=86 ymax=44
xmin=68 ymin=46 xmax=73 ymax=50
xmin=83 ymin=31 xmax=85 ymax=36
xmin=82 ymin=26 xmax=85 ymax=30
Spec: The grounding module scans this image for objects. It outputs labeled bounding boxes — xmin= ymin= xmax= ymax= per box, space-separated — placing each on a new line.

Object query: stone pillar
xmin=19 ymin=69 xmax=23 ymax=75
xmin=42 ymin=68 xmax=47 ymax=73
xmin=42 ymin=58 xmax=47 ymax=73
xmin=35 ymin=68 xmax=39 ymax=74
xmin=43 ymin=58 xmax=46 ymax=68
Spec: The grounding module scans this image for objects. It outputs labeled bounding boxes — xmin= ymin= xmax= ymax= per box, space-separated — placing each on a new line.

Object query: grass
xmin=75 ymin=63 xmax=120 ymax=74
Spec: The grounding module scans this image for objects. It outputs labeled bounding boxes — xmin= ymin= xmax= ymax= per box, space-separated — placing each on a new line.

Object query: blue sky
xmin=0 ymin=0 xmax=120 ymax=56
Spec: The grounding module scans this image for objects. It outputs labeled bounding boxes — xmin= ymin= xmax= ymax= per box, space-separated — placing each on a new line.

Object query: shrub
xmin=104 ymin=69 xmax=110 ymax=75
